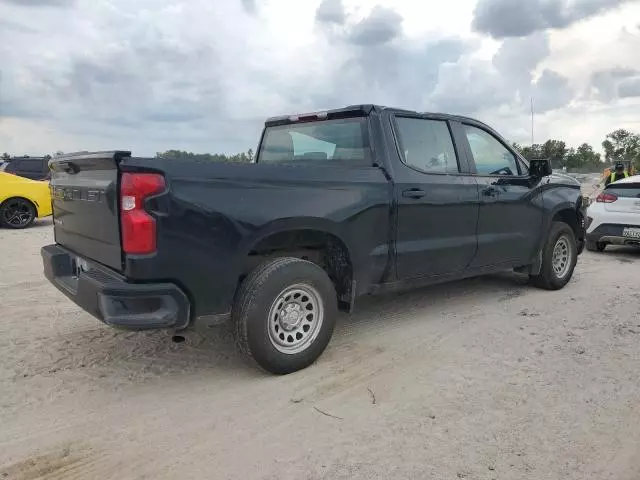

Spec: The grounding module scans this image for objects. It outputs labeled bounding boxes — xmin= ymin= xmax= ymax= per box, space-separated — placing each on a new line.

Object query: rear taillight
xmin=596 ymin=192 xmax=618 ymax=203
xmin=120 ymin=172 xmax=165 ymax=255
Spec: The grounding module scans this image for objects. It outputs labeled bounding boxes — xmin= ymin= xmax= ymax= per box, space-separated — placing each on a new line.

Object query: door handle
xmin=482 ymin=187 xmax=499 ymax=197
xmin=402 ymin=188 xmax=426 ymax=199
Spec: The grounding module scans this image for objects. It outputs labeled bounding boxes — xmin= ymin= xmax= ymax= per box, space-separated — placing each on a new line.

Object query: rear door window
xmin=394 ymin=117 xmax=459 ymax=174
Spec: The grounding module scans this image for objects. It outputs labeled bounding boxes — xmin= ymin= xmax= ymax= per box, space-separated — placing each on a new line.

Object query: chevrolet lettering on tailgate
xmin=51 ymin=186 xmax=105 ymax=203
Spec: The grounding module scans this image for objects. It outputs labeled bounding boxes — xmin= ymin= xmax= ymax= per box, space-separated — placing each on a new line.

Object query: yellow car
xmin=0 ymin=171 xmax=52 ymax=228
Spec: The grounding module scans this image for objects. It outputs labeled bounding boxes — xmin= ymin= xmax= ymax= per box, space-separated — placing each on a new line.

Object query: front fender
xmin=527 ymin=184 xmax=583 ymax=274
xmin=542 ymin=182 xmax=582 ymax=229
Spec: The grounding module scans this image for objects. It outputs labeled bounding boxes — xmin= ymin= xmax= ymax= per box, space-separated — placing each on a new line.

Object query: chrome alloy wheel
xmin=2 ymin=199 xmax=34 ymax=228
xmin=552 ymin=235 xmax=572 ymax=279
xmin=267 ymin=284 xmax=324 ymax=355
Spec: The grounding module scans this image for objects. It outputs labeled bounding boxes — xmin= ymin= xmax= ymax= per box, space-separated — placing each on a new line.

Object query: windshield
xmin=258 ymin=118 xmax=371 ymax=166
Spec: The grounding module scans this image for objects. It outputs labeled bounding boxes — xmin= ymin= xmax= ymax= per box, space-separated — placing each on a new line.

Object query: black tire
xmin=585 ymin=239 xmax=606 ymax=252
xmin=530 ymin=221 xmax=578 ymax=290
xmin=233 ymin=257 xmax=337 ymax=375
xmin=0 ymin=197 xmax=36 ymax=229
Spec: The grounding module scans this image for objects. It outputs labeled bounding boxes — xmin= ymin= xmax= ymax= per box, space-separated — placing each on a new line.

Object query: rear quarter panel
xmin=120 ymin=158 xmax=391 ymax=317
xmin=35 ymin=182 xmax=52 ymax=217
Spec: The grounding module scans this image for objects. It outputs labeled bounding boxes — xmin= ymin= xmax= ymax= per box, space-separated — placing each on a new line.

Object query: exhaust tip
xmin=171 ymin=335 xmax=186 ymax=344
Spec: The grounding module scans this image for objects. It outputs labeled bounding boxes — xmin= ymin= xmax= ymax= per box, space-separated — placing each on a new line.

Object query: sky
xmin=1 ymin=0 xmax=639 ymax=156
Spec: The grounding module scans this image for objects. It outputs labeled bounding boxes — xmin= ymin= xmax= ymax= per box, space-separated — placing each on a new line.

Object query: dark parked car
xmin=42 ymin=105 xmax=586 ymax=374
xmin=4 ymin=156 xmax=51 ymax=180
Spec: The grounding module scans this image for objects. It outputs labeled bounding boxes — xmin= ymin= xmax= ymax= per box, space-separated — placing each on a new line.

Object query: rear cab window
xmin=393 ymin=117 xmax=460 ymax=174
xmin=605 ymin=182 xmax=640 ymax=197
xmin=463 ymin=124 xmax=524 ymax=176
xmin=258 ymin=118 xmax=371 ymax=166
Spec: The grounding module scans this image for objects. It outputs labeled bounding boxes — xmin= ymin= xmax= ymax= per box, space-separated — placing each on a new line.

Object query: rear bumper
xmin=586 ymin=224 xmax=640 ymax=247
xmin=42 ymin=244 xmax=191 ymax=330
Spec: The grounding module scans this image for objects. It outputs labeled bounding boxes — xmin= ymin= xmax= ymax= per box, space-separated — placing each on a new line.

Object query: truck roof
xmin=265 ymin=104 xmax=489 ymax=129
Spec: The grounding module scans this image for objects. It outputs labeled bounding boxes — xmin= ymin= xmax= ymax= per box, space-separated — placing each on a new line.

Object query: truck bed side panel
xmin=120 ymin=158 xmax=391 ymax=317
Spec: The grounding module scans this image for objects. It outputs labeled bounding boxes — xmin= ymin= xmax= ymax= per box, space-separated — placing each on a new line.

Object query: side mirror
xmin=529 ymin=158 xmax=552 ymax=178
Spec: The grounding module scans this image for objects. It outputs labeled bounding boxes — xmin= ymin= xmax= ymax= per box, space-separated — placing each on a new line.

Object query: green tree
xmin=515 ymin=144 xmax=544 ymax=161
xmin=602 ymin=129 xmax=640 ymax=169
xmin=1 ymin=152 xmax=10 ymax=160
xmin=155 ymin=150 xmax=231 ymax=162
xmin=565 ymin=143 xmax=602 ymax=171
xmin=156 ymin=149 xmax=254 ymax=163
xmin=541 ymin=140 xmax=567 ymax=169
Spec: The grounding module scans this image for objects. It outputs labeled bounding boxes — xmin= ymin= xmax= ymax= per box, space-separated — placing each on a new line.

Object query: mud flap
xmin=514 ymin=250 xmax=543 ymax=275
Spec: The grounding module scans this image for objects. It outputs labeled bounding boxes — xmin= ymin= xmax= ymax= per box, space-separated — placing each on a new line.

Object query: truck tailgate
xmin=49 ymin=151 xmax=128 ymax=271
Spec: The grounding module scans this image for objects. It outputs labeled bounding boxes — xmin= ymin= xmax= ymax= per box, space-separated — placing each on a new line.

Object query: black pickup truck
xmin=42 ymin=105 xmax=586 ymax=374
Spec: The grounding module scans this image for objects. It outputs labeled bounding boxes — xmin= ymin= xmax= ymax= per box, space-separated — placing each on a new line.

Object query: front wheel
xmin=530 ymin=221 xmax=578 ymax=290
xmin=233 ymin=257 xmax=337 ymax=374
xmin=0 ymin=198 xmax=36 ymax=229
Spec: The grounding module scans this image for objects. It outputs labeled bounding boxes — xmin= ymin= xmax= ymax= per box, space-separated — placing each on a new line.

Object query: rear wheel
xmin=586 ymin=239 xmax=606 ymax=252
xmin=233 ymin=257 xmax=337 ymax=374
xmin=0 ymin=198 xmax=36 ymax=229
xmin=530 ymin=221 xmax=578 ymax=290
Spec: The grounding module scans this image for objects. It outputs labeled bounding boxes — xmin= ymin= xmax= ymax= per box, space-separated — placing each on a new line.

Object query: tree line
xmin=154 ymin=149 xmax=255 ymax=163
xmin=512 ymin=128 xmax=640 ymax=173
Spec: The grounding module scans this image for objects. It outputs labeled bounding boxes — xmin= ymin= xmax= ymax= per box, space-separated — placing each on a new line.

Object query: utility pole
xmin=530 ymin=97 xmax=534 ymax=146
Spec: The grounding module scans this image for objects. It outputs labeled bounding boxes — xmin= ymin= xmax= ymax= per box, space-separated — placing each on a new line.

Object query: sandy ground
xmin=1 ymin=218 xmax=640 ymax=480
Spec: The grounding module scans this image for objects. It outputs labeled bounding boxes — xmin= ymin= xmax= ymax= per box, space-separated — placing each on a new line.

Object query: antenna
xmin=530 ymin=97 xmax=534 ymax=145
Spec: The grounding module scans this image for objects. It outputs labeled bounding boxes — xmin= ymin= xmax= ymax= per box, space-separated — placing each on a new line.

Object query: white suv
xmin=586 ymin=176 xmax=640 ymax=251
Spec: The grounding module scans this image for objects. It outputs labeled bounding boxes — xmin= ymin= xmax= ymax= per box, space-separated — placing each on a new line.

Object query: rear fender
xmin=239 ymin=217 xmax=348 ymax=258
xmin=239 ymin=218 xmax=357 ymax=309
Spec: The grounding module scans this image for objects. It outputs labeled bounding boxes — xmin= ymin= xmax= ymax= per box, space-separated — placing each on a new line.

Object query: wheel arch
xmin=552 ymin=206 xmax=582 ymax=243
xmin=240 ymin=220 xmax=355 ymax=311
xmin=529 ymin=220 xmax=579 ymax=290
xmin=0 ymin=196 xmax=39 ymax=216
xmin=523 ymin=203 xmax=583 ymax=276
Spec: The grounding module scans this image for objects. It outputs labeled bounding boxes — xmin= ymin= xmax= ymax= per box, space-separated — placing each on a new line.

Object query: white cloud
xmin=0 ymin=0 xmax=639 ymax=156
xmin=472 ymin=0 xmax=637 ymax=38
